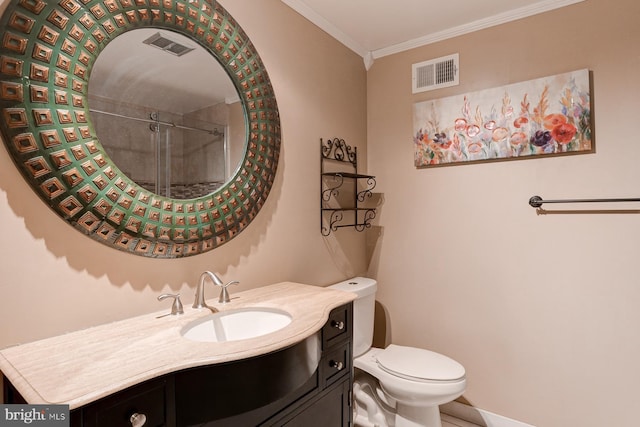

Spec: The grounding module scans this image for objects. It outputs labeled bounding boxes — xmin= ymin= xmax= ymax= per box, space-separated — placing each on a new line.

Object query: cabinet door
xmin=282 ymin=379 xmax=351 ymax=427
xmin=82 ymin=377 xmax=174 ymax=427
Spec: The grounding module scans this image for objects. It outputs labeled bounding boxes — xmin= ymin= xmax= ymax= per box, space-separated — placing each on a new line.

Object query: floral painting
xmin=413 ymin=69 xmax=592 ymax=167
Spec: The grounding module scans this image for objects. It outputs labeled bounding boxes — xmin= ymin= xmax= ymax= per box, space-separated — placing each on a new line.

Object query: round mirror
xmin=88 ymin=28 xmax=246 ymax=200
xmin=0 ymin=1 xmax=280 ymax=258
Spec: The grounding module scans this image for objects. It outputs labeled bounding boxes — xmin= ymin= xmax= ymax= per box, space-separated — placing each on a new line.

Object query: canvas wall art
xmin=413 ymin=69 xmax=592 ymax=168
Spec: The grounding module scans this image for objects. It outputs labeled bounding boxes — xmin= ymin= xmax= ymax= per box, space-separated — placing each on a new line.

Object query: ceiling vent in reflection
xmin=143 ymin=32 xmax=195 ymax=57
xmin=412 ymin=53 xmax=459 ymax=94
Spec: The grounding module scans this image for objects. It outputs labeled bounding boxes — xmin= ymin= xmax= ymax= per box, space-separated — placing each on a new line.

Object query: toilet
xmin=329 ymin=277 xmax=466 ymax=427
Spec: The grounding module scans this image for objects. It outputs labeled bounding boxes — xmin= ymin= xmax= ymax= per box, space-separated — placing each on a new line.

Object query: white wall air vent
xmin=143 ymin=32 xmax=195 ymax=57
xmin=412 ymin=53 xmax=459 ymax=94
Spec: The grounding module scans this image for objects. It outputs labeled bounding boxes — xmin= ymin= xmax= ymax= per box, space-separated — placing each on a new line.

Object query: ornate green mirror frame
xmin=0 ymin=0 xmax=280 ymax=258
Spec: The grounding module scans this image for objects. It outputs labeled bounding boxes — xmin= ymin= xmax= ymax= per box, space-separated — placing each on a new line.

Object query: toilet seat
xmin=354 ymin=346 xmax=467 ymax=412
xmin=376 ymin=344 xmax=465 ymax=382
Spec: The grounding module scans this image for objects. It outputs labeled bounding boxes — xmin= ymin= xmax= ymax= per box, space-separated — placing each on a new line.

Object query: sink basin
xmin=181 ymin=307 xmax=292 ymax=343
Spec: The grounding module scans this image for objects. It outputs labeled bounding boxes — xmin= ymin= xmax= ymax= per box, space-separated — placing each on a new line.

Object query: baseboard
xmin=440 ymin=401 xmax=536 ymax=427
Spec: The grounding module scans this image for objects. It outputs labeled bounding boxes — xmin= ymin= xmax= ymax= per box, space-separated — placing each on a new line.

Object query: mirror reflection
xmin=88 ymin=29 xmax=246 ymax=200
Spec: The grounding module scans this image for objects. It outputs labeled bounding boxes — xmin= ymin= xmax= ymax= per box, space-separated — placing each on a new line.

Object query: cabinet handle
xmin=329 ymin=360 xmax=344 ymax=371
xmin=331 ymin=320 xmax=345 ymax=330
xmin=130 ymin=413 xmax=147 ymax=427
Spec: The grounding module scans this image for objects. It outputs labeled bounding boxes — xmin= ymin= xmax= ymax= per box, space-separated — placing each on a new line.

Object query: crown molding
xmin=281 ymin=0 xmax=585 ymax=69
xmin=371 ymin=0 xmax=585 ymax=59
xmin=280 ymin=0 xmax=369 ymax=59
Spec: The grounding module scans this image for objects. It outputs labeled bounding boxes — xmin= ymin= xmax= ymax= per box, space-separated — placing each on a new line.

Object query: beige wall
xmin=4 ymin=0 xmax=638 ymax=425
xmin=0 ymin=0 xmax=367 ymax=351
xmin=367 ymin=0 xmax=640 ymax=426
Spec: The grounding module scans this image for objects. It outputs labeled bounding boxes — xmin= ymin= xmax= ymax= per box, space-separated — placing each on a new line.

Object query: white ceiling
xmin=281 ymin=0 xmax=585 ymax=67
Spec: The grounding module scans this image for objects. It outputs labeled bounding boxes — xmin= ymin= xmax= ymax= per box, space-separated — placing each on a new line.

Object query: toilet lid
xmin=376 ymin=344 xmax=465 ymax=381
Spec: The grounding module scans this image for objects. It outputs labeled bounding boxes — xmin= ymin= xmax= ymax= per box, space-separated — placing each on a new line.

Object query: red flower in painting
xmin=543 ymin=113 xmax=567 ymax=130
xmin=551 ymin=122 xmax=577 ymax=144
xmin=510 ymin=132 xmax=527 ymax=147
xmin=466 ymin=124 xmax=480 ymax=137
xmin=454 ymin=118 xmax=467 ymax=132
xmin=467 ymin=142 xmax=483 ymax=154
xmin=513 ymin=117 xmax=528 ymax=128
xmin=492 ymin=127 xmax=509 ymax=142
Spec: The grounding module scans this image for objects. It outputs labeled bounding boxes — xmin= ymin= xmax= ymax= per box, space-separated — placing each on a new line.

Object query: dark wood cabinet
xmin=4 ymin=303 xmax=353 ymax=427
xmin=268 ymin=378 xmax=351 ymax=427
xmin=82 ymin=377 xmax=175 ymax=427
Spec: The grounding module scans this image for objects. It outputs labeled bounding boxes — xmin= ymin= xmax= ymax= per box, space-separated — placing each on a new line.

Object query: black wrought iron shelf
xmin=321 ymin=172 xmax=373 ymax=179
xmin=321 ymin=138 xmax=377 ymax=236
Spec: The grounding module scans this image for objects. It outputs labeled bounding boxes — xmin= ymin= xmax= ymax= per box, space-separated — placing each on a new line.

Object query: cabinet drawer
xmin=321 ymin=342 xmax=351 ymax=389
xmin=322 ymin=303 xmax=352 ymax=349
xmin=82 ymin=377 xmax=173 ymax=427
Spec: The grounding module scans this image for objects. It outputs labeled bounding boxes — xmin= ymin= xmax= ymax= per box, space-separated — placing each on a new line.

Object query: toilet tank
xmin=328 ymin=277 xmax=377 ymax=357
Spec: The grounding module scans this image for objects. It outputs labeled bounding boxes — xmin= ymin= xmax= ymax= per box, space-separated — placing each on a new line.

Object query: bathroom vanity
xmin=1 ymin=283 xmax=355 ymax=426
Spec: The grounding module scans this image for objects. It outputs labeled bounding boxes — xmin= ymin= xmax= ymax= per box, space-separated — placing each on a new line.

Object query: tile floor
xmin=442 ymin=413 xmax=482 ymax=427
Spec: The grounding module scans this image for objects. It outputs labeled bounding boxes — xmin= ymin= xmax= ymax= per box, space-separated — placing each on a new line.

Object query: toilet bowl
xmin=329 ymin=277 xmax=466 ymax=427
xmin=355 ymin=346 xmax=466 ymax=426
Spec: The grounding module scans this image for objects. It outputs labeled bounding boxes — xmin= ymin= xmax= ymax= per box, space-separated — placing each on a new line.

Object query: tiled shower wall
xmin=88 ymin=95 xmax=226 ymax=198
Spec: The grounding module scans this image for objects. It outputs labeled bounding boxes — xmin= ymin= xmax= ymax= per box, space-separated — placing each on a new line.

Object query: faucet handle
xmin=157 ymin=293 xmax=184 ymax=315
xmin=217 ymin=280 xmax=239 ymax=304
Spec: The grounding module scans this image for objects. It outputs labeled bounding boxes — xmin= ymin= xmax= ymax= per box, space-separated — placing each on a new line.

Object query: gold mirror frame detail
xmin=0 ymin=0 xmax=281 ymax=258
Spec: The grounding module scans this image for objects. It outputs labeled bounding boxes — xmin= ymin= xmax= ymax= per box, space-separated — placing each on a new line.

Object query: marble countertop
xmin=0 ymin=282 xmax=355 ymax=409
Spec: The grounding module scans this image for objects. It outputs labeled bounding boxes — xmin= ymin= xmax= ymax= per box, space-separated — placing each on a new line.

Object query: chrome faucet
xmin=218 ymin=280 xmax=239 ymax=304
xmin=193 ymin=271 xmax=224 ymax=310
xmin=157 ymin=293 xmax=184 ymax=315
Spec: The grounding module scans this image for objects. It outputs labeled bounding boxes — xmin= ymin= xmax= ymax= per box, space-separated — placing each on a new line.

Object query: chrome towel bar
xmin=529 ymin=195 xmax=640 ymax=208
